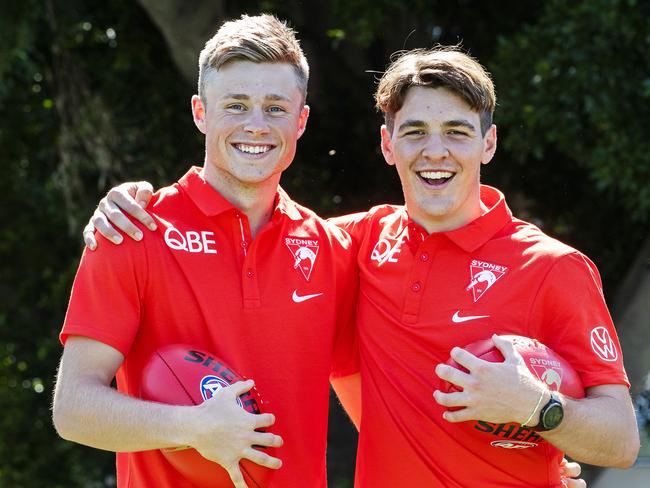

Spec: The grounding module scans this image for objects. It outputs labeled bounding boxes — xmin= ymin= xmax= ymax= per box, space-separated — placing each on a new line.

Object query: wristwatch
xmin=534 ymin=392 xmax=564 ymax=432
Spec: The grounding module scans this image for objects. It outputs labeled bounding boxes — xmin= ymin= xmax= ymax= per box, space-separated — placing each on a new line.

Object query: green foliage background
xmin=0 ymin=0 xmax=648 ymax=486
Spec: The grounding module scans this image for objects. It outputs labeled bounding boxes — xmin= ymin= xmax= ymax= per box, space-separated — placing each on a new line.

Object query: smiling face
xmin=192 ymin=60 xmax=309 ymax=193
xmin=381 ymin=86 xmax=497 ymax=233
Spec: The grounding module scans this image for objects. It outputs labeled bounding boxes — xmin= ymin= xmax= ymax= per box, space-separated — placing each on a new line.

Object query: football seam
xmin=157 ymin=351 xmax=199 ymax=406
xmin=156 ymin=349 xmax=268 ymax=487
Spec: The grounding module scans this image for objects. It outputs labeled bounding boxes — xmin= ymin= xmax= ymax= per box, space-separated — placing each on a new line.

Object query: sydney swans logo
xmin=466 ymin=260 xmax=508 ymax=302
xmin=285 ymin=237 xmax=319 ymax=281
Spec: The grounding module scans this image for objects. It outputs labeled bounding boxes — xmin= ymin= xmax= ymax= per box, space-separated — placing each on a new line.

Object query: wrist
xmin=533 ymin=392 xmax=565 ymax=432
xmin=169 ymin=404 xmax=198 ymax=448
xmin=521 ymin=388 xmax=550 ymax=427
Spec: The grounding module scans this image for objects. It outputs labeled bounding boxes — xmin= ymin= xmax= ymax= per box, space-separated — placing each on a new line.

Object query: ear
xmin=481 ymin=124 xmax=497 ymax=166
xmin=191 ymin=95 xmax=207 ymax=134
xmin=380 ymin=125 xmax=396 ymax=166
xmin=296 ymin=105 xmax=310 ymax=139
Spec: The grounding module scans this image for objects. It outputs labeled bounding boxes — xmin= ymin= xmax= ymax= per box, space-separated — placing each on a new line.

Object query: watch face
xmin=542 ymin=403 xmax=564 ymax=429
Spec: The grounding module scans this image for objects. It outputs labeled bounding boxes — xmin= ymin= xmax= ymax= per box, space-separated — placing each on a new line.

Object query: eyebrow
xmin=397 ymin=119 xmax=428 ymax=132
xmin=221 ymin=93 xmax=292 ymax=102
xmin=397 ymin=118 xmax=477 ymax=134
xmin=444 ymin=119 xmax=477 ymax=132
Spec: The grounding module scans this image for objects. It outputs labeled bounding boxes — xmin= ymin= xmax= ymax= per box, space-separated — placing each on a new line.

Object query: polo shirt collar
xmin=405 ymin=185 xmax=512 ymax=253
xmin=444 ymin=186 xmax=512 ymax=252
xmin=273 ymin=187 xmax=303 ymax=221
xmin=178 ymin=166 xmax=303 ymax=220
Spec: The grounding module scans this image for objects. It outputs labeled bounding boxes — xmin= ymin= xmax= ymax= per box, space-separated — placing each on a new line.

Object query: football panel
xmin=141 ymin=344 xmax=276 ymax=487
xmin=140 ymin=351 xmax=197 ymax=406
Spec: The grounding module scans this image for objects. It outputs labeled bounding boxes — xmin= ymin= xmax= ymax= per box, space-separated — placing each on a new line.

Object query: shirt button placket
xmin=236 ymin=212 xmax=260 ymax=308
xmin=402 ymin=241 xmax=434 ymax=324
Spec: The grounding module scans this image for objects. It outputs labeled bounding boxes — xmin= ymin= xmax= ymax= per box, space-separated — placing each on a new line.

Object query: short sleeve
xmin=529 ymin=251 xmax=629 ymax=389
xmin=60 ymin=235 xmax=147 ymax=357
xmin=329 ymin=211 xmax=370 ymax=248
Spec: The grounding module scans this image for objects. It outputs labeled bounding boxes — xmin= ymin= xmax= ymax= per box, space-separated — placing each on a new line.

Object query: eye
xmin=447 ymin=129 xmax=470 ymax=137
xmin=267 ymin=105 xmax=286 ymax=114
xmin=403 ymin=129 xmax=425 ymax=137
xmin=226 ymin=103 xmax=246 ymax=112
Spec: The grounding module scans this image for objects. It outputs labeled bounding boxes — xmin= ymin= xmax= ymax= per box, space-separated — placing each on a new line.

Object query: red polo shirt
xmin=61 ymin=166 xmax=359 ymax=487
xmin=333 ymin=185 xmax=628 ymax=488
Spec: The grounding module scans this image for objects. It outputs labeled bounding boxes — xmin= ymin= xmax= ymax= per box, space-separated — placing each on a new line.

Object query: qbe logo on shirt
xmin=370 ymin=237 xmax=404 ymax=266
xmin=164 ymin=226 xmax=217 ymax=254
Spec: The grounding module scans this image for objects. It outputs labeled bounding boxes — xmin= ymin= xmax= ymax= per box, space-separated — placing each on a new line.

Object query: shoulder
xmin=144 ymin=182 xmax=200 ymax=234
xmin=507 ymin=217 xmax=580 ymax=258
xmin=329 ymin=204 xmax=405 ymax=240
xmin=89 ymin=182 xmax=186 ymax=262
xmin=275 ymin=199 xmax=355 ymax=253
xmin=148 ymin=182 xmax=184 ymax=212
xmin=505 ymin=217 xmax=601 ymax=282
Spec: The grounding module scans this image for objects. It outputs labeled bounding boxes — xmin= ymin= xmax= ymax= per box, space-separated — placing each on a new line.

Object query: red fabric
xmin=332 ymin=185 xmax=628 ymax=488
xmin=61 ymin=166 xmax=358 ymax=488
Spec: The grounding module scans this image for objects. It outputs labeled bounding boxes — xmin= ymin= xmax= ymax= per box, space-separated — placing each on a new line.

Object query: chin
xmin=419 ymin=201 xmax=456 ymax=219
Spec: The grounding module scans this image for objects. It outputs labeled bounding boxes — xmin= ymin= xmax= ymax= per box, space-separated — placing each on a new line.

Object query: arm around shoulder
xmin=83 ymin=181 xmax=157 ymax=250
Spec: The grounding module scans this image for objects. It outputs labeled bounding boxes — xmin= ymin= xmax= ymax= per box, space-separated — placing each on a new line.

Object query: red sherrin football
xmin=140 ymin=344 xmax=275 ymax=488
xmin=444 ymin=335 xmax=585 ymax=403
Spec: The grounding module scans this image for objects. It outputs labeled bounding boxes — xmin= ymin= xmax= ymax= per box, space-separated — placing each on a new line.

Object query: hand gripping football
xmin=444 ymin=335 xmax=584 ymax=399
xmin=443 ymin=334 xmax=586 ymax=441
xmin=140 ymin=344 xmax=275 ymax=487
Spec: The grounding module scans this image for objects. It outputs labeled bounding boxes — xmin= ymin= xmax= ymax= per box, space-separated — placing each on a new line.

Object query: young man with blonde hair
xmin=53 ymin=15 xmax=359 ymax=488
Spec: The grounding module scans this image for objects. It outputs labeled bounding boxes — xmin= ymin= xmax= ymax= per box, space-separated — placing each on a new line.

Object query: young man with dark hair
xmin=332 ymin=46 xmax=638 ymax=486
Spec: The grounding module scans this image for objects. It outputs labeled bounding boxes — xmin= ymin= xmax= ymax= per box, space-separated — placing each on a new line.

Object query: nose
xmin=244 ymin=108 xmax=270 ymax=136
xmin=422 ymin=133 xmax=449 ymax=161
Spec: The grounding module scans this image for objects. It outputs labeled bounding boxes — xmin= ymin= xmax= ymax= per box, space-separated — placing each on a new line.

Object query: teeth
xmin=235 ymin=144 xmax=272 ymax=154
xmin=419 ymin=170 xmax=454 ymax=180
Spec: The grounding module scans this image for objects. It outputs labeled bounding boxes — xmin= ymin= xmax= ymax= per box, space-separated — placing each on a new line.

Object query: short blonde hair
xmin=375 ymin=46 xmax=496 ymax=135
xmin=198 ymin=14 xmax=309 ymax=103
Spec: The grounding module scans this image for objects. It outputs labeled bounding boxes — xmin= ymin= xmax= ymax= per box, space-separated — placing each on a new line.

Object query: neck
xmin=201 ymin=166 xmax=277 ymax=239
xmin=410 ymin=200 xmax=489 ymax=234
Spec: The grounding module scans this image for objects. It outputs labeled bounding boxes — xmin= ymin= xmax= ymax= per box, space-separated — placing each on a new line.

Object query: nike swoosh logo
xmin=292 ymin=290 xmax=323 ymax=303
xmin=452 ymin=311 xmax=490 ymax=323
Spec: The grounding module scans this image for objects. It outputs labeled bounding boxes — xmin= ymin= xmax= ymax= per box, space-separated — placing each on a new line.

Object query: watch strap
xmin=534 ymin=392 xmax=564 ymax=432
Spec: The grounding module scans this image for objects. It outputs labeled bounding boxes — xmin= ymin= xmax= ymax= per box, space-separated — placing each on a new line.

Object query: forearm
xmin=538 ymin=389 xmax=639 ymax=467
xmin=331 ymin=373 xmax=361 ymax=430
xmin=53 ymin=337 xmax=195 ymax=452
xmin=53 ymin=337 xmax=282 ymax=482
xmin=53 ymin=376 xmax=192 ymax=452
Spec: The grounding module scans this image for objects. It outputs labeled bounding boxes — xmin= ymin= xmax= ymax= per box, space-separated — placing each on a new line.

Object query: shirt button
xmin=246 ymin=269 xmax=254 ymax=278
xmin=241 ymin=241 xmax=248 ymax=248
xmin=411 ymin=281 xmax=421 ymax=292
xmin=420 ymin=252 xmax=429 ymax=262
